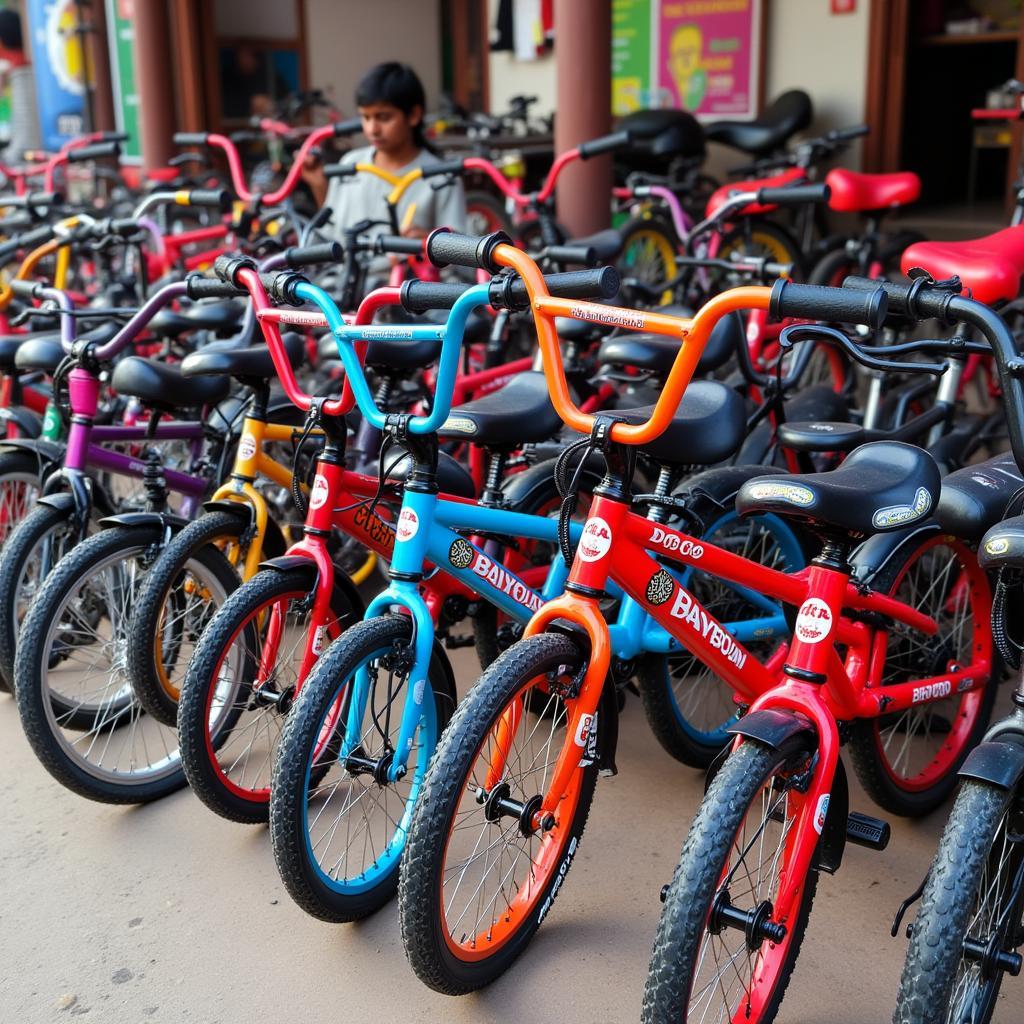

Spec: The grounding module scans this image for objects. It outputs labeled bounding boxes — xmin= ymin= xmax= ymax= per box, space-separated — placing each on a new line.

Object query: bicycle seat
xmin=14 ymin=321 xmax=118 ymax=374
xmin=0 ymin=331 xmax=58 ymax=371
xmin=439 ymin=371 xmax=561 ymax=446
xmin=824 ymin=169 xmax=920 ymax=212
xmin=777 ymin=420 xmax=866 ymax=453
xmin=610 ymin=380 xmax=747 ymax=465
xmin=181 ymin=332 xmax=306 ymax=380
xmin=149 ymin=309 xmax=201 ymax=339
xmin=979 ymin=513 xmax=1024 ymax=570
xmin=555 ymin=314 xmax=614 ymax=344
xmin=937 ymin=452 xmax=1024 ymax=543
xmin=704 ymin=90 xmax=813 ymax=156
xmin=616 ymin=109 xmax=706 ymax=172
xmin=598 ymin=308 xmax=742 ymax=376
xmin=386 ymin=450 xmax=476 ymax=499
xmin=736 ymin=441 xmax=940 ymax=537
xmin=179 ymin=299 xmax=245 ymax=336
xmin=111 ymin=356 xmax=231 ymax=409
xmin=902 ymin=227 xmax=1024 ymax=306
xmin=705 ymin=166 xmax=805 ymax=219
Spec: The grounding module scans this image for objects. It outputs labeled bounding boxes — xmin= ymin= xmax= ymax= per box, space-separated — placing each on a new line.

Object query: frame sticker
xmin=795 ymin=598 xmax=832 ymax=644
xmin=237 ymin=432 xmax=257 ymax=460
xmin=396 ymin=507 xmax=419 ymax=541
xmin=872 ymin=486 xmax=931 ymax=529
xmin=578 ymin=517 xmax=613 ymax=562
xmin=747 ymin=481 xmax=815 ymax=506
xmin=813 ymin=793 xmax=830 ymax=834
xmin=448 ymin=537 xmax=474 ymax=569
xmin=309 ymin=475 xmax=329 ymax=510
xmin=646 ymin=568 xmax=675 ymax=606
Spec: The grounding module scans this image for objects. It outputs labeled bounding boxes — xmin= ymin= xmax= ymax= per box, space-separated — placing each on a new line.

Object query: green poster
xmin=612 ymin=0 xmax=651 ymax=115
xmin=105 ymin=0 xmax=140 ymax=161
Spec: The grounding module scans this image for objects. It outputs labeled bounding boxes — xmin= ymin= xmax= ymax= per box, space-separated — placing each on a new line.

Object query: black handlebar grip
xmin=542 ymin=244 xmax=598 ymax=267
xmin=376 ymin=235 xmax=424 ymax=256
xmin=425 ymin=228 xmax=511 ymax=272
xmin=261 ymin=271 xmax=309 ymax=306
xmin=109 ymin=217 xmax=141 ymax=236
xmin=578 ymin=130 xmax=633 ymax=160
xmin=9 ymin=279 xmax=42 ymax=300
xmin=757 ymin=183 xmax=831 ymax=207
xmin=495 ymin=266 xmax=621 ymax=311
xmin=186 ymin=188 xmax=232 ymax=210
xmin=0 ymin=223 xmax=56 ymax=261
xmin=0 ymin=212 xmax=34 ymax=233
xmin=283 ymin=241 xmax=344 ymax=268
xmin=399 ymin=280 xmax=471 ymax=312
xmin=185 ymin=275 xmax=247 ymax=301
xmin=24 ymin=190 xmax=62 ymax=208
xmin=212 ymin=253 xmax=258 ymax=285
xmin=421 ymin=157 xmax=466 ymax=178
xmin=99 ymin=131 xmax=130 ymax=143
xmin=332 ymin=117 xmax=363 ymax=137
xmin=66 ymin=141 xmax=121 ymax=163
xmin=324 ymin=162 xmax=360 ymax=179
xmin=769 ymin=279 xmax=887 ymax=330
xmin=842 ymin=275 xmax=959 ymax=325
xmin=173 ymin=132 xmax=210 ymax=147
xmin=831 ymin=124 xmax=870 ymax=142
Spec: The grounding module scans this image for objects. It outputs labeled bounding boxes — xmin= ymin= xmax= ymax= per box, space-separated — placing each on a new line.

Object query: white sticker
xmin=574 ymin=713 xmax=595 ymax=748
xmin=396 ymin=507 xmax=419 ymax=541
xmin=578 ymin=517 xmax=612 ymax=562
xmin=813 ymin=793 xmax=830 ymax=834
xmin=311 ymin=626 xmax=327 ymax=655
xmin=238 ymin=432 xmax=257 ymax=460
xmin=309 ymin=475 xmax=329 ymax=510
xmin=794 ymin=598 xmax=832 ymax=644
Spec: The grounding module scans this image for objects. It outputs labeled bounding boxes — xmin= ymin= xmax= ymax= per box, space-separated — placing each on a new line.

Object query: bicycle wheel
xmin=0 ymin=450 xmax=45 ymax=692
xmin=718 ymin=220 xmax=804 ymax=279
xmin=894 ymin=778 xmax=1024 ymax=1024
xmin=127 ymin=510 xmax=246 ymax=726
xmin=0 ymin=501 xmax=95 ymax=703
xmin=638 ymin=508 xmax=806 ymax=768
xmin=616 ymin=216 xmax=679 ymax=303
xmin=642 ymin=738 xmax=819 ymax=1024
xmin=849 ymin=534 xmax=996 ymax=817
xmin=400 ymin=632 xmax=599 ymax=994
xmin=13 ymin=525 xmax=202 ymax=802
xmin=177 ymin=565 xmax=360 ymax=823
xmin=270 ymin=614 xmax=456 ymax=922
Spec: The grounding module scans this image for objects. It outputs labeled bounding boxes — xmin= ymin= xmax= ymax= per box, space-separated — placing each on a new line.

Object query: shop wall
xmin=304 ymin=0 xmax=442 ymax=116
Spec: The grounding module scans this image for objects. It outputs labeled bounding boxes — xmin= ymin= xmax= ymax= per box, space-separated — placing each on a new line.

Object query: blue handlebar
xmin=293 ymin=280 xmax=492 ymax=434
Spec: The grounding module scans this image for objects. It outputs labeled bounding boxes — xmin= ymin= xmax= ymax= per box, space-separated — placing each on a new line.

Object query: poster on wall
xmin=26 ymin=0 xmax=86 ymax=149
xmin=105 ymin=0 xmax=140 ymax=162
xmin=612 ymin=0 xmax=762 ymax=120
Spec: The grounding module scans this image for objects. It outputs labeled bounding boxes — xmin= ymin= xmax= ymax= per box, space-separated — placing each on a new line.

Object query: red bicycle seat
xmin=902 ymin=227 xmax=1024 ymax=305
xmin=705 ymin=166 xmax=804 ymax=219
xmin=825 ymin=169 xmax=921 ymax=212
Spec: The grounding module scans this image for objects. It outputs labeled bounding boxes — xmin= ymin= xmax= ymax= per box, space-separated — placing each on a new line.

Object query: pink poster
xmin=656 ymin=0 xmax=761 ymax=119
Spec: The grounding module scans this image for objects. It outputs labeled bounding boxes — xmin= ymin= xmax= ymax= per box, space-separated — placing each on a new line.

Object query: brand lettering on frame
xmin=667 ymin=587 xmax=747 ymax=669
xmin=461 ymin=550 xmax=543 ymax=614
xmin=649 ymin=526 xmax=703 ymax=559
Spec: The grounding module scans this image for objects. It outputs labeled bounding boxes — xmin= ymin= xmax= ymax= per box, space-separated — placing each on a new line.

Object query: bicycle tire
xmin=400 ymin=632 xmax=598 ymax=994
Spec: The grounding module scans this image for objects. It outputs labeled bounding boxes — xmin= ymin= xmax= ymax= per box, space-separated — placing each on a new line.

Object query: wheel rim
xmin=669 ymin=512 xmax=803 ymax=744
xmin=872 ymin=537 xmax=991 ymax=791
xmin=947 ymin=804 xmax=1024 ymax=1022
xmin=301 ymin=639 xmax=437 ymax=894
xmin=620 ymin=226 xmax=677 ymax=301
xmin=202 ymin=589 xmax=344 ymax=802
xmin=439 ymin=675 xmax=585 ymax=961
xmin=687 ymin=754 xmax=812 ymax=1021
xmin=37 ymin=543 xmax=220 ymax=785
xmin=0 ymin=471 xmax=40 ymax=544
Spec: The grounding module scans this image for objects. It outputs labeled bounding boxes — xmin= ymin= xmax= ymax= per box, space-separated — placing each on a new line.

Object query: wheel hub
xmin=708 ymin=889 xmax=788 ymax=950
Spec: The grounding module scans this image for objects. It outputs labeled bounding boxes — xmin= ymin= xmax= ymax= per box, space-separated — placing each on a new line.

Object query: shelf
xmin=919 ymin=31 xmax=1019 ymax=46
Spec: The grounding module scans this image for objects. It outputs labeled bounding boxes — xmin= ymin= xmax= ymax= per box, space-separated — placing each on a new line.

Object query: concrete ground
xmin=1 ymin=652 xmax=1022 ymax=1024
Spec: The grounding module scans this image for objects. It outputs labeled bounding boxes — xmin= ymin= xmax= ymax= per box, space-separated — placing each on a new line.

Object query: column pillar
xmin=132 ymin=0 xmax=175 ymax=172
xmin=554 ymin=0 xmax=612 ymax=237
xmin=85 ymin=0 xmax=115 ymax=133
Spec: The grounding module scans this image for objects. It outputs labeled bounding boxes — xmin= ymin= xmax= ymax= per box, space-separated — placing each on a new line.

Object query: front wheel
xmin=400 ymin=632 xmax=598 ymax=994
xmin=177 ymin=565 xmax=360 ymax=823
xmin=894 ymin=778 xmax=1024 ymax=1024
xmin=270 ymin=614 xmax=456 ymax=922
xmin=642 ymin=738 xmax=819 ymax=1024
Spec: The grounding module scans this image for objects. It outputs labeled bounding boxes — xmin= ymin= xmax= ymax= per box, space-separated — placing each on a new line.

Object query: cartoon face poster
xmin=655 ymin=0 xmax=760 ymax=118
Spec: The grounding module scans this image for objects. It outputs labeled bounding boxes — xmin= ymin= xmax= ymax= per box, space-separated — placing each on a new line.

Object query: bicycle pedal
xmin=846 ymin=811 xmax=891 ymax=851
xmin=443 ymin=635 xmax=474 ymax=650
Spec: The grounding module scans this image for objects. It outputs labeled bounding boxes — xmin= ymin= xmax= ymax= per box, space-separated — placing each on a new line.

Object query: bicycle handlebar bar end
xmin=173 ymin=132 xmax=211 ymax=147
xmin=578 ymin=129 xmax=633 ymax=160
xmin=283 ymin=241 xmax=344 ymax=269
xmin=757 ymin=183 xmax=831 ymax=207
xmin=66 ymin=141 xmax=121 ymax=163
xmin=770 ymin=278 xmax=888 ymax=330
xmin=425 ymin=227 xmax=512 ymax=272
xmin=185 ymin=272 xmax=247 ymax=301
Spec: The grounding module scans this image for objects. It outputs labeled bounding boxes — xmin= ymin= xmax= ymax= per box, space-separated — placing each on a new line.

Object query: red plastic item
xmin=902 ymin=226 xmax=1024 ymax=305
xmin=704 ymin=167 xmax=805 ymax=219
xmin=825 ymin=168 xmax=921 ymax=212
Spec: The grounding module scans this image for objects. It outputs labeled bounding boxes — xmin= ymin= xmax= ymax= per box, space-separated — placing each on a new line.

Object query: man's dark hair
xmin=0 ymin=9 xmax=23 ymax=51
xmin=355 ymin=62 xmax=433 ymax=150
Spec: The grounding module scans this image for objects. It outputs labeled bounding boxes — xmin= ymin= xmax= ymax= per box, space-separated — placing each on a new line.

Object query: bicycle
xmin=392 ymin=232 xmax=996 ymax=998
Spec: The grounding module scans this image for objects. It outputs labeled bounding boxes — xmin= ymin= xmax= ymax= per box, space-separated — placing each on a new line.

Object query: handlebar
xmin=375 ymin=234 xmax=424 ymax=256
xmin=770 ymin=279 xmax=888 ymax=330
xmin=578 ymin=130 xmax=633 ymax=160
xmin=757 ymin=182 xmax=831 ymax=206
xmin=66 ymin=141 xmax=121 ymax=163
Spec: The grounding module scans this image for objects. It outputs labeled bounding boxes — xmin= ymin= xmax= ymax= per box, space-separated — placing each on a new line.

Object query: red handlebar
xmin=461 ymin=146 xmax=582 ymax=208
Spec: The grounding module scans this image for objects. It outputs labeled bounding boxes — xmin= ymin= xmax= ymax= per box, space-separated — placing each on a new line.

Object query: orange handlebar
xmin=493 ymin=243 xmax=772 ymax=445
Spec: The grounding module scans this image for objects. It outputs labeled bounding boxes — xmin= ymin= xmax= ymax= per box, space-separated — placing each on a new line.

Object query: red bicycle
xmin=395 ymin=234 xmax=996 ymax=1000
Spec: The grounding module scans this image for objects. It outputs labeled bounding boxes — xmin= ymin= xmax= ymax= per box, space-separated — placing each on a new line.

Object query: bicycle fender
xmin=98 ymin=511 xmax=191 ymax=532
xmin=427 ymin=639 xmax=459 ymax=727
xmin=596 ymin=676 xmax=619 ymax=777
xmin=257 ymin=554 xmax=366 ymax=620
xmin=0 ymin=437 xmax=65 ymax=464
xmin=726 ymin=708 xmax=816 ymax=754
xmin=202 ymin=499 xmax=289 ymax=559
xmin=959 ymin=739 xmax=1024 ymax=791
xmin=850 ymin=520 xmax=942 ymax=586
xmin=500 ymin=452 xmax=604 ymax=509
xmin=0 ymin=406 xmax=42 ymax=438
xmin=815 ymin=758 xmax=849 ymax=875
xmin=35 ymin=491 xmax=76 ymax=515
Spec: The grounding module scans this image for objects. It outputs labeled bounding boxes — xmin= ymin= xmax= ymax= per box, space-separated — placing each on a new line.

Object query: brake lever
xmin=779 ymin=324 xmax=948 ymax=376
